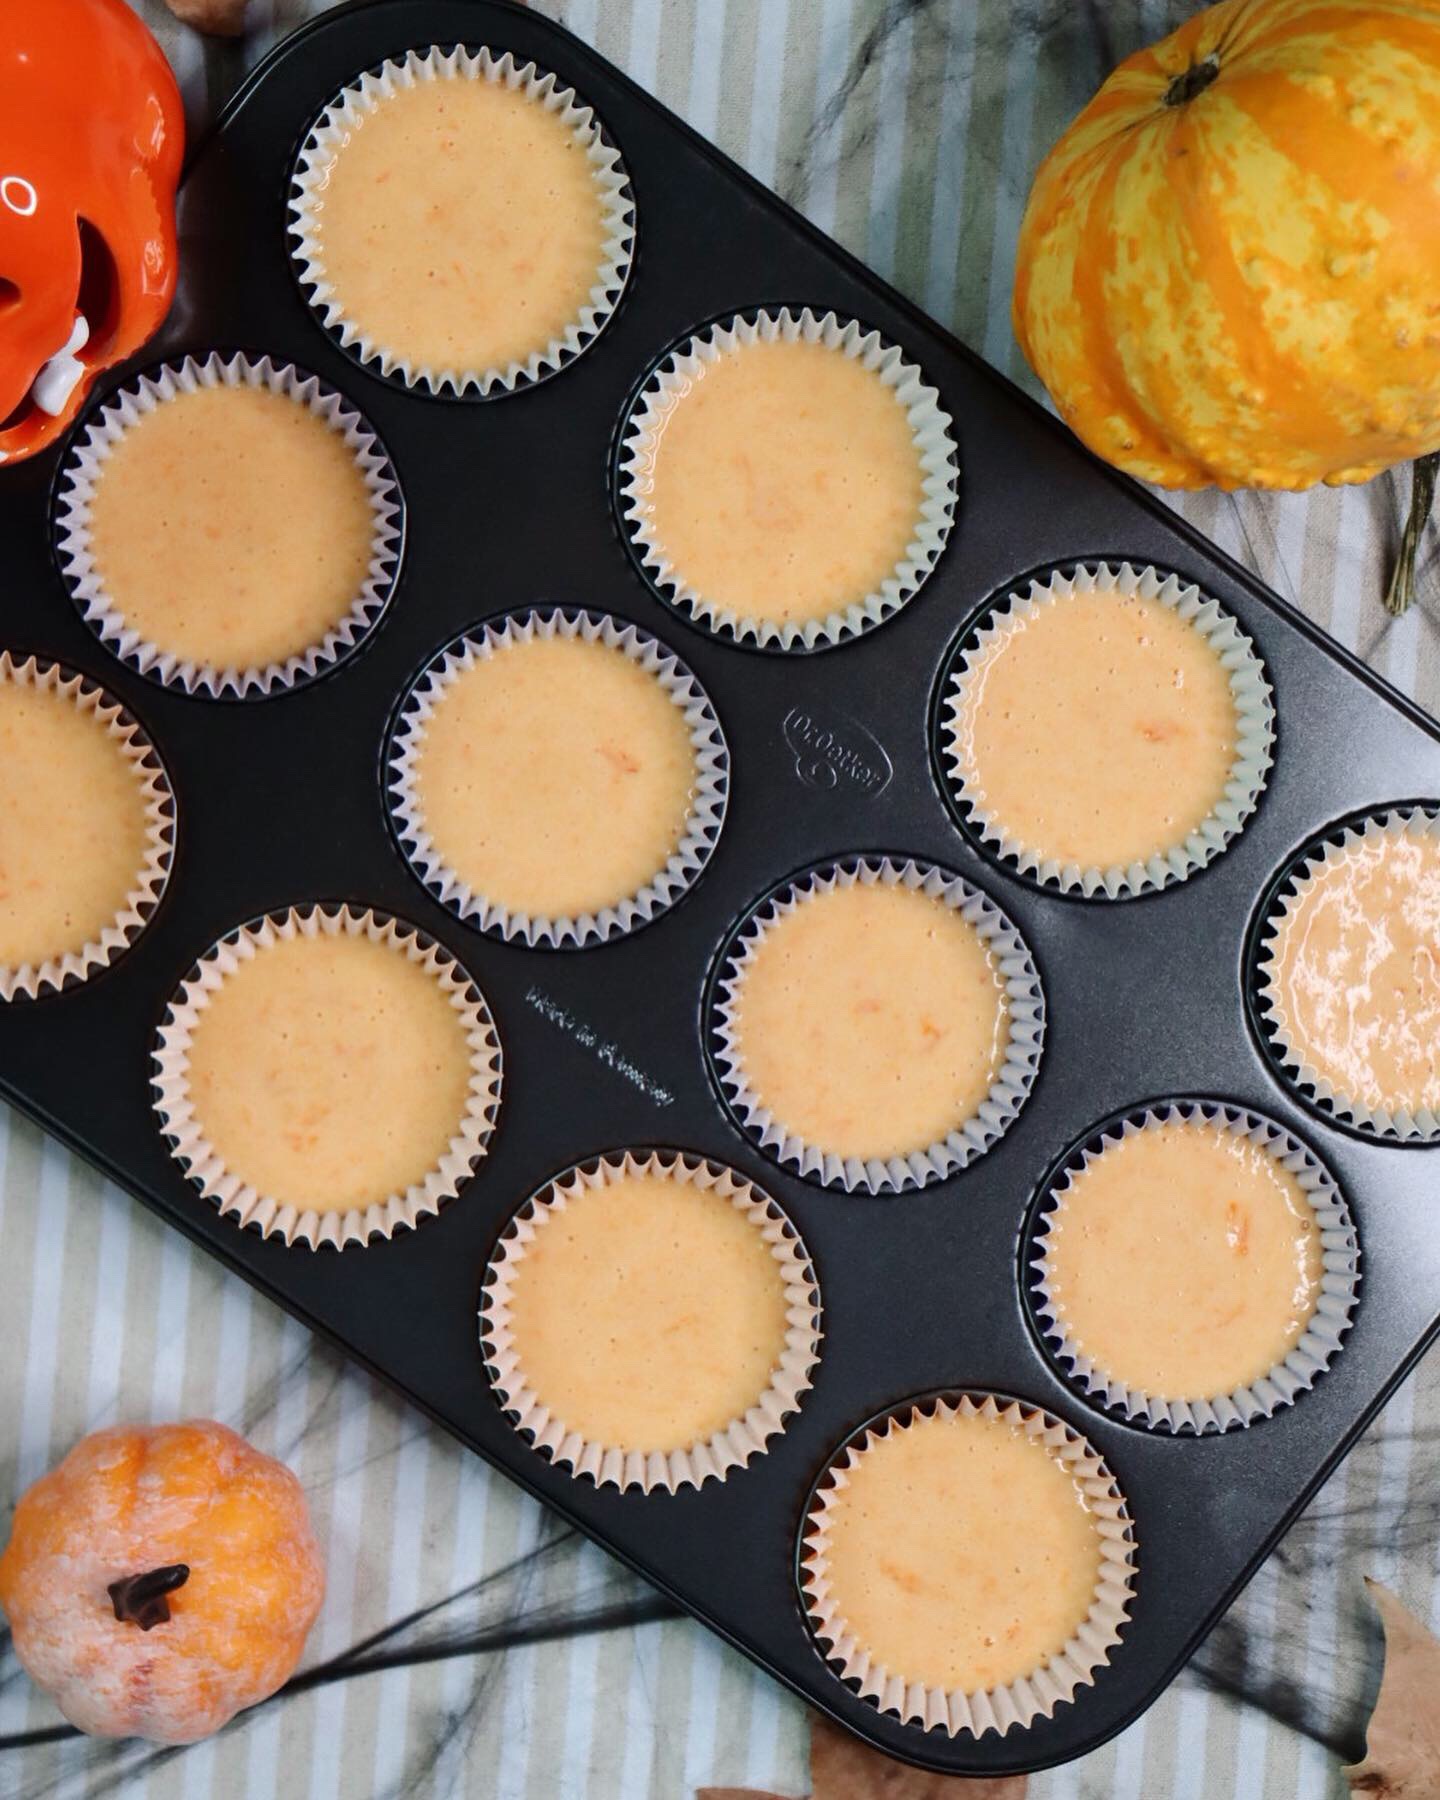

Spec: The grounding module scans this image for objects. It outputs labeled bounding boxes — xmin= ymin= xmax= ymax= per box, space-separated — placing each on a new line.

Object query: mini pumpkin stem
xmin=108 ymin=1564 xmax=190 ymax=1630
xmin=1385 ymin=452 xmax=1439 ymax=617
xmin=1163 ymin=56 xmax=1220 ymax=107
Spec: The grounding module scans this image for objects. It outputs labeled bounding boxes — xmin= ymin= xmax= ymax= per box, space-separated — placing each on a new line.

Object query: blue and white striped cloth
xmin=2 ymin=4 xmax=1436 ymax=1795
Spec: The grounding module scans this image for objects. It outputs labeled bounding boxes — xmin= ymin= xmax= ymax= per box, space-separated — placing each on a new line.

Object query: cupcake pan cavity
xmin=152 ymin=904 xmax=502 ymax=1251
xmin=54 ymin=353 xmax=404 ymax=700
xmin=1252 ymin=805 xmax=1440 ymax=1141
xmin=939 ymin=561 xmax=1275 ymax=899
xmin=617 ymin=308 xmax=958 ymax=652
xmin=1028 ymin=1101 xmax=1359 ymax=1435
xmin=0 ymin=654 xmax=176 ymax=1001
xmin=801 ymin=1393 xmax=1136 ymax=1739
xmin=709 ymin=856 xmax=1043 ymax=1194
xmin=386 ymin=608 xmax=729 ymax=947
xmin=289 ymin=45 xmax=635 ymax=397
xmin=481 ymin=1150 xmax=821 ymax=1492
xmin=4 ymin=0 xmax=1440 ymax=1780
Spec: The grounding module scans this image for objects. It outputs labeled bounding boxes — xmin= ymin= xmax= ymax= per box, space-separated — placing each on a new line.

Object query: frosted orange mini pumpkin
xmin=0 ymin=1421 xmax=324 ymax=1743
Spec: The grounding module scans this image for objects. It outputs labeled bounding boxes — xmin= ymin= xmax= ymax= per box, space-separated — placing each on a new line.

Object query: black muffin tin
xmin=3 ymin=0 xmax=1439 ymax=1776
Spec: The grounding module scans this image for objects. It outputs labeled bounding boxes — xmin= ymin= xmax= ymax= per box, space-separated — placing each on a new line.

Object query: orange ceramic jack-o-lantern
xmin=0 ymin=0 xmax=183 ymax=466
xmin=0 ymin=1422 xmax=325 ymax=1744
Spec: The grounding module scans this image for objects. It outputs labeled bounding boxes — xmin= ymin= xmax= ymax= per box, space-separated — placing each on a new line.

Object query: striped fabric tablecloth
xmin=2 ymin=3 xmax=1437 ymax=1796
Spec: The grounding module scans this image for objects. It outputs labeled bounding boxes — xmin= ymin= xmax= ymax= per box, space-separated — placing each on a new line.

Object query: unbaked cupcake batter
xmin=413 ymin=632 xmax=698 ymax=921
xmin=313 ymin=75 xmax=608 ymax=374
xmin=501 ymin=1167 xmax=792 ymax=1453
xmin=950 ymin=584 xmax=1238 ymax=869
xmin=728 ymin=879 xmax=1008 ymax=1163
xmin=641 ymin=336 xmax=925 ymax=626
xmin=818 ymin=1406 xmax=1102 ymax=1693
xmin=184 ymin=930 xmax=474 ymax=1214
xmin=1041 ymin=1117 xmax=1324 ymax=1400
xmin=1268 ymin=825 xmax=1440 ymax=1116
xmin=85 ymin=383 xmax=376 ymax=672
xmin=0 ymin=673 xmax=153 ymax=971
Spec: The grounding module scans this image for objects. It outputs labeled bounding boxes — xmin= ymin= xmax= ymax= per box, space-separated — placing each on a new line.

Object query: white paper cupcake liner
xmin=0 ymin=654 xmax=176 ymax=1002
xmin=1032 ymin=1101 xmax=1359 ymax=1435
xmin=617 ymin=308 xmax=958 ymax=652
xmin=387 ymin=608 xmax=730 ymax=948
xmin=711 ymin=857 xmax=1045 ymax=1194
xmin=152 ymin=904 xmax=502 ymax=1250
xmin=942 ymin=562 xmax=1275 ymax=898
xmin=480 ymin=1150 xmax=821 ymax=1493
xmin=801 ymin=1393 xmax=1136 ymax=1739
xmin=53 ymin=353 xmax=403 ymax=700
xmin=1256 ymin=806 xmax=1440 ymax=1141
xmin=288 ymin=45 xmax=635 ymax=397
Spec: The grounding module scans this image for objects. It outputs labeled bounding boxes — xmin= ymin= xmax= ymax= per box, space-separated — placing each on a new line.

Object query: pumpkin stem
xmin=1384 ymin=452 xmax=1439 ymax=617
xmin=1163 ymin=56 xmax=1220 ymax=107
xmin=107 ymin=1564 xmax=190 ymax=1630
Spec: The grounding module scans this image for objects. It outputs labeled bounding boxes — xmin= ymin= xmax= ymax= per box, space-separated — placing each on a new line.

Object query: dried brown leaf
xmin=1345 ymin=1578 xmax=1440 ymax=1799
xmin=695 ymin=1713 xmax=1029 ymax=1798
xmin=810 ymin=1714 xmax=1028 ymax=1798
xmin=696 ymin=1791 xmax=787 ymax=1799
xmin=162 ymin=0 xmax=247 ymax=35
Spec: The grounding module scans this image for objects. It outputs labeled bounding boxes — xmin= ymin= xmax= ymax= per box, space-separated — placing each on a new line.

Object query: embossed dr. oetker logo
xmin=782 ymin=707 xmax=893 ymax=796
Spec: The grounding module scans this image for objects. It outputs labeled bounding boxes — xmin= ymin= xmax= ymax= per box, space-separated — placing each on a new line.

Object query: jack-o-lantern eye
xmin=0 ymin=290 xmax=27 ymax=428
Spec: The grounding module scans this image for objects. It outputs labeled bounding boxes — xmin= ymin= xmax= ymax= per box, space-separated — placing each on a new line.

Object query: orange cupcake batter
xmin=820 ymin=1407 xmax=1102 ymax=1693
xmin=85 ymin=383 xmax=375 ymax=672
xmin=185 ymin=931 xmax=473 ymax=1214
xmin=0 ymin=673 xmax=152 ymax=971
xmin=729 ymin=879 xmax=1008 ymax=1161
xmin=950 ymin=585 xmax=1238 ymax=869
xmin=641 ymin=336 xmax=925 ymax=626
xmin=1042 ymin=1118 xmax=1324 ymax=1400
xmin=1269 ymin=825 xmax=1440 ymax=1116
xmin=503 ymin=1167 xmax=791 ymax=1453
xmin=413 ymin=632 xmax=697 ymax=920
xmin=314 ymin=75 xmax=608 ymax=374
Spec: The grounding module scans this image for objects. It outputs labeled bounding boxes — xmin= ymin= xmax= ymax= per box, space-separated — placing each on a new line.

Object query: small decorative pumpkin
xmin=0 ymin=1421 xmax=324 ymax=1744
xmin=1013 ymin=0 xmax=1440 ymax=497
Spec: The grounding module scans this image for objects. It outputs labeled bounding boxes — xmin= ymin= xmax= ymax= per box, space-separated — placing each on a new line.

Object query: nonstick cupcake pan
xmin=4 ymin=0 xmax=1440 ymax=1776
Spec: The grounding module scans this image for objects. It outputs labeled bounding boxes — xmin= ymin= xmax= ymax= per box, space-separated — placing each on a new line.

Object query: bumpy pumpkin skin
xmin=1013 ymin=0 xmax=1440 ymax=490
xmin=0 ymin=1421 xmax=324 ymax=1744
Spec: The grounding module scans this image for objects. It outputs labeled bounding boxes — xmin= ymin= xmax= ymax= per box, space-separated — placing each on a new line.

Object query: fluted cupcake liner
xmin=1256 ymin=806 xmax=1440 ymax=1141
xmin=152 ymin=905 xmax=501 ymax=1250
xmin=801 ymin=1393 xmax=1136 ymax=1739
xmin=387 ymin=608 xmax=729 ymax=948
xmin=942 ymin=562 xmax=1275 ymax=898
xmin=54 ymin=353 xmax=403 ymax=700
xmin=480 ymin=1150 xmax=821 ymax=1493
xmin=1031 ymin=1101 xmax=1359 ymax=1435
xmin=289 ymin=45 xmax=635 ymax=397
xmin=617 ymin=307 xmax=958 ymax=652
xmin=711 ymin=856 xmax=1045 ymax=1194
xmin=0 ymin=654 xmax=175 ymax=1002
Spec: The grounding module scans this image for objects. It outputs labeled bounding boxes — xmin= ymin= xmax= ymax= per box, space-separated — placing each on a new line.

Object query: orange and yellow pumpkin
xmin=0 ymin=1421 xmax=324 ymax=1743
xmin=1013 ymin=0 xmax=1440 ymax=492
